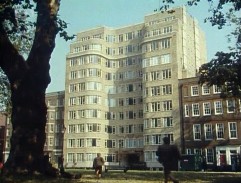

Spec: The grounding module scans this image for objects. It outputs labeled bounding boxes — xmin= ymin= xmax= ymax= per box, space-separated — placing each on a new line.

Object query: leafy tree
xmin=161 ymin=0 xmax=241 ymax=98
xmin=0 ymin=68 xmax=11 ymax=113
xmin=198 ymin=12 xmax=241 ymax=98
xmin=0 ymin=0 xmax=73 ymax=177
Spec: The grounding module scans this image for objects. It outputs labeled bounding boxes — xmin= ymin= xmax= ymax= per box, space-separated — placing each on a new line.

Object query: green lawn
xmin=1 ymin=170 xmax=241 ymax=183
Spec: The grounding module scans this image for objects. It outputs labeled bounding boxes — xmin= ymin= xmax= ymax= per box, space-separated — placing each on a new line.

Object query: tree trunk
xmin=3 ymin=65 xmax=52 ymax=175
xmin=0 ymin=0 xmax=61 ymax=177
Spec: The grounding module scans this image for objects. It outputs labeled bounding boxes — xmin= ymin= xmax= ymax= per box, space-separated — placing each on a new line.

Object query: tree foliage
xmin=161 ymin=0 xmax=241 ymax=98
xmin=0 ymin=68 xmax=11 ymax=112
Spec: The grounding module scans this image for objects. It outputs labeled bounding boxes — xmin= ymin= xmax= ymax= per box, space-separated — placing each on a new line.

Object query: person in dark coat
xmin=93 ymin=153 xmax=105 ymax=179
xmin=156 ymin=137 xmax=181 ymax=183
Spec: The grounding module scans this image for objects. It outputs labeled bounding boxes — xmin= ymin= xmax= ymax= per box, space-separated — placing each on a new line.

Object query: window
xmin=194 ymin=149 xmax=202 ymax=155
xmin=76 ymin=139 xmax=84 ymax=147
xmin=161 ymin=69 xmax=171 ymax=79
xmin=68 ymin=125 xmax=76 ymax=133
xmin=70 ymin=58 xmax=78 ymax=66
xmin=184 ymin=105 xmax=189 ymax=117
xmin=202 ymin=85 xmax=210 ymax=95
xmin=144 ymin=119 xmax=149 ymax=129
xmin=49 ymin=137 xmax=53 ymax=146
xmin=118 ymin=126 xmax=124 ymax=134
xmin=138 ymin=110 xmax=143 ymax=118
xmin=119 ymin=112 xmax=124 ymax=120
xmin=119 ymin=47 xmax=124 ymax=54
xmin=76 ymin=124 xmax=84 ymax=133
xmin=150 ymin=118 xmax=161 ymax=128
xmin=105 ymin=140 xmax=116 ymax=148
xmin=154 ymin=135 xmax=163 ymax=145
xmin=144 ymin=87 xmax=148 ymax=97
xmin=119 ymin=34 xmax=123 ymax=42
xmin=87 ymin=138 xmax=97 ymax=147
xmin=160 ymin=38 xmax=171 ymax=49
xmin=203 ymin=102 xmax=211 ymax=115
xmin=161 ymin=54 xmax=171 ymax=64
xmin=151 ymin=86 xmax=160 ymax=96
xmin=126 ymin=111 xmax=135 ymax=119
xmin=193 ymin=124 xmax=201 ymax=140
xmin=191 ymin=86 xmax=199 ymax=96
xmin=118 ymin=139 xmax=124 ymax=148
xmin=144 ymin=103 xmax=149 ymax=112
xmin=67 ymin=139 xmax=75 ymax=148
xmin=162 ymin=84 xmax=172 ymax=95
xmin=227 ymin=100 xmax=235 ymax=113
xmin=67 ymin=153 xmax=75 ymax=163
xmin=135 ymin=124 xmax=143 ymax=133
xmin=145 ymin=151 xmax=157 ymax=162
xmin=86 ymin=153 xmax=96 ymax=161
xmin=150 ymin=41 xmax=159 ymax=51
xmin=239 ymin=99 xmax=241 ymax=112
xmin=216 ymin=123 xmax=224 ymax=139
xmin=162 ymin=100 xmax=172 ymax=111
xmin=49 ymin=124 xmax=54 ymax=133
xmin=76 ymin=153 xmax=84 ymax=162
xmin=106 ymin=154 xmax=116 ymax=162
xmin=58 ymin=98 xmax=64 ymax=106
xmin=68 ymin=111 xmax=76 ymax=119
xmin=163 ymin=26 xmax=172 ymax=33
xmin=86 ymin=109 xmax=100 ymax=118
xmin=151 ymin=102 xmax=160 ymax=112
xmin=70 ymin=71 xmax=77 ymax=79
xmin=186 ymin=149 xmax=192 ymax=155
xmin=204 ymin=124 xmax=213 ymax=140
xmin=118 ymin=98 xmax=124 ymax=106
xmin=214 ymin=101 xmax=223 ymax=115
xmin=162 ymin=117 xmax=173 ymax=127
xmin=206 ymin=148 xmax=214 ymax=163
xmin=77 ymin=96 xmax=84 ymax=105
xmin=87 ymin=95 xmax=101 ymax=104
xmin=229 ymin=122 xmax=237 ymax=139
xmin=150 ymin=71 xmax=160 ymax=81
xmin=69 ymin=97 xmax=76 ymax=106
xmin=192 ymin=103 xmax=200 ymax=116
xmin=213 ymin=85 xmax=221 ymax=94
xmin=87 ymin=123 xmax=101 ymax=132
xmin=127 ymin=84 xmax=133 ymax=92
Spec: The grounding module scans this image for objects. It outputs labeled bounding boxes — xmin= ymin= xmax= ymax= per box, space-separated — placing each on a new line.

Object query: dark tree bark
xmin=0 ymin=0 xmax=60 ymax=176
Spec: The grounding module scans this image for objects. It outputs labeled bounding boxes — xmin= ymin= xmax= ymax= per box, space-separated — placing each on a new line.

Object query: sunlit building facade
xmin=64 ymin=7 xmax=207 ymax=168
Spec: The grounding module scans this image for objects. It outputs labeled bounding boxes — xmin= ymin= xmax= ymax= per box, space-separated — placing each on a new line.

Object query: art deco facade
xmin=64 ymin=7 xmax=207 ymax=168
xmin=179 ymin=77 xmax=241 ymax=170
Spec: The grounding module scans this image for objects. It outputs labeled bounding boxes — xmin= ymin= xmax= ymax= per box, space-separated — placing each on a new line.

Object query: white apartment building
xmin=63 ymin=7 xmax=207 ymax=169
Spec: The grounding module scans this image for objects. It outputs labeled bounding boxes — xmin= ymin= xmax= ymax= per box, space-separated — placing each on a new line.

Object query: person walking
xmin=93 ymin=153 xmax=105 ymax=179
xmin=156 ymin=137 xmax=181 ymax=183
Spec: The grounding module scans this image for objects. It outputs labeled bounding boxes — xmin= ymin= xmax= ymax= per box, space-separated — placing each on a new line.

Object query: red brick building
xmin=0 ymin=112 xmax=7 ymax=162
xmin=179 ymin=77 xmax=241 ymax=170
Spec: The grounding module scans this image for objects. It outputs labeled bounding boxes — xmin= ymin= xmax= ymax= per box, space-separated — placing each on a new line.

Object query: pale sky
xmin=46 ymin=0 xmax=233 ymax=93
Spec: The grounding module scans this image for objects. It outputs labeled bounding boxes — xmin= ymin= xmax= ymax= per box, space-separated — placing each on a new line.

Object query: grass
xmin=1 ymin=169 xmax=241 ymax=183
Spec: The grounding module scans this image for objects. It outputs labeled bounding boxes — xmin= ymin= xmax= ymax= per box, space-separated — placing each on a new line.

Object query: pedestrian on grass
xmin=156 ymin=137 xmax=181 ymax=183
xmin=93 ymin=153 xmax=105 ymax=179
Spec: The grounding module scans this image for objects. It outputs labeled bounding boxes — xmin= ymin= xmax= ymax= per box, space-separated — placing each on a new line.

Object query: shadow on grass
xmin=213 ymin=177 xmax=241 ymax=183
xmin=1 ymin=170 xmax=241 ymax=183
